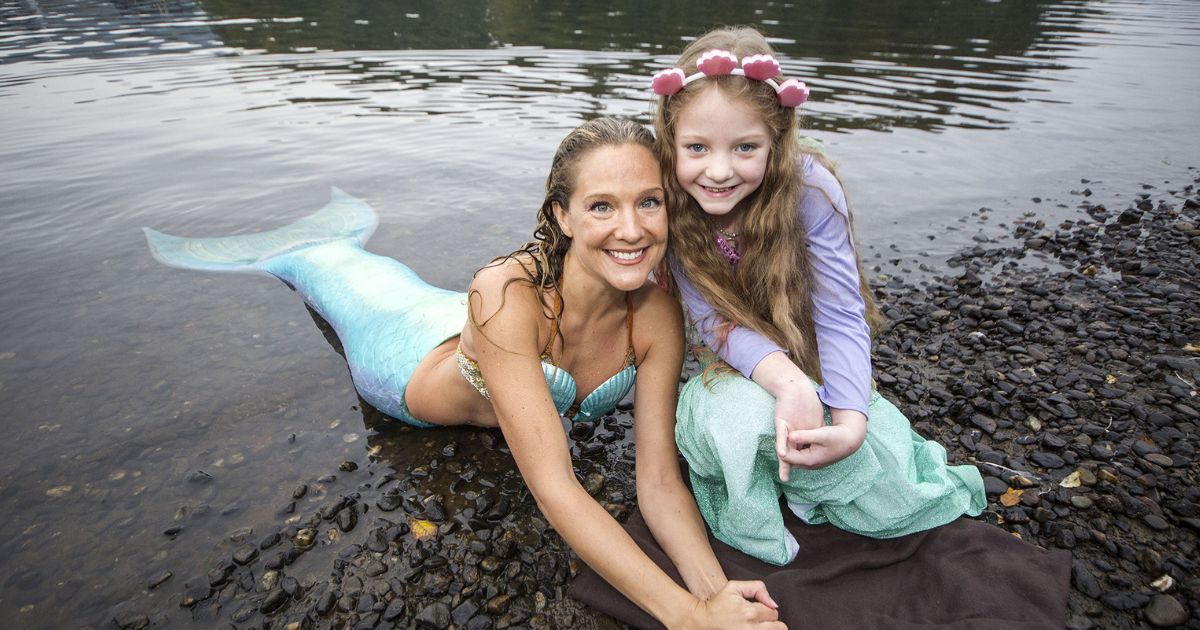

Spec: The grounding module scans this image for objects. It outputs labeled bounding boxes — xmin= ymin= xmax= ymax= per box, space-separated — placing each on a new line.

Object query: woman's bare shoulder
xmin=631 ymin=282 xmax=684 ymax=332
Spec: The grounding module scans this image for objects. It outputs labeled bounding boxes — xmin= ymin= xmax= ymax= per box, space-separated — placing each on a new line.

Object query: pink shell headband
xmin=651 ymin=50 xmax=810 ymax=107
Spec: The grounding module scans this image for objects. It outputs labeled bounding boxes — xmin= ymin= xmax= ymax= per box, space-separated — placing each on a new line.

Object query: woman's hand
xmin=782 ymin=409 xmax=866 ymax=470
xmin=682 ymin=580 xmax=787 ymax=630
xmin=771 ymin=378 xmax=824 ymax=482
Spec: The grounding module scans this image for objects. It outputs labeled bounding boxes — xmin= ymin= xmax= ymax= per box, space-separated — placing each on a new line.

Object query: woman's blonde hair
xmin=655 ymin=26 xmax=878 ymax=380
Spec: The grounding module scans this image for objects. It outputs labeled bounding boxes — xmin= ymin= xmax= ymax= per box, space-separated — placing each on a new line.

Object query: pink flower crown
xmin=651 ymin=50 xmax=809 ymax=107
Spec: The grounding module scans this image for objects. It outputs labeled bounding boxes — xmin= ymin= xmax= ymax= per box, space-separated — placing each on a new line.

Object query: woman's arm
xmin=469 ymin=269 xmax=782 ymax=629
xmin=631 ymin=286 xmax=726 ymax=600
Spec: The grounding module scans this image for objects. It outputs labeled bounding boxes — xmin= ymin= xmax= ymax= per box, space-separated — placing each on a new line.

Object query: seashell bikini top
xmin=455 ymin=291 xmax=636 ymax=422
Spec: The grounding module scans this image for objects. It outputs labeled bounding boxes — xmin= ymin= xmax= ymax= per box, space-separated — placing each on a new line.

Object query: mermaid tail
xmin=143 ymin=188 xmax=466 ymax=426
xmin=676 ymin=373 xmax=985 ymax=565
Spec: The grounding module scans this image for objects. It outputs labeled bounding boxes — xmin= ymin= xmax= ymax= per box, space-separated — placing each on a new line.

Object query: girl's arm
xmin=797 ymin=157 xmax=872 ymax=421
xmin=470 ymin=269 xmax=783 ymax=629
xmin=673 ymin=260 xmax=823 ymax=481
xmin=632 ymin=286 xmax=726 ymax=600
xmin=778 ymin=158 xmax=873 ymax=469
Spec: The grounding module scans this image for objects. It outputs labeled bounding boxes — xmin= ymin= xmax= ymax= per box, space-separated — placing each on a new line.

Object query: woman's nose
xmin=614 ymin=206 xmax=644 ymax=240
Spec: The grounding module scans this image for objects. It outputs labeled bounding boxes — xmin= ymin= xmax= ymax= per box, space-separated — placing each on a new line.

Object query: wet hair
xmin=654 ymin=26 xmax=879 ymax=380
xmin=475 ymin=117 xmax=656 ymax=327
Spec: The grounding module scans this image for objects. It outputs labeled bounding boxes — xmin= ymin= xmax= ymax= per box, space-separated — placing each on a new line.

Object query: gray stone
xmin=1144 ymin=594 xmax=1188 ymax=627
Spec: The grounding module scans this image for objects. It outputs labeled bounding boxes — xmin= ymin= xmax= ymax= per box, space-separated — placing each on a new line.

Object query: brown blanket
xmin=570 ymin=506 xmax=1069 ymax=629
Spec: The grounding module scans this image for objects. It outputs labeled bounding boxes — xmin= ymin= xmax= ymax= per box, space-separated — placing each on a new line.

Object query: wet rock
xmin=336 ymin=506 xmax=358 ymax=532
xmin=1100 ymin=591 xmax=1149 ymax=611
xmin=259 ymin=531 xmax=281 ymax=550
xmin=487 ymin=593 xmax=512 ymax=614
xmin=260 ymin=588 xmax=288 ymax=614
xmin=147 ymin=570 xmax=172 ymax=590
xmin=377 ymin=491 xmax=403 ymax=512
xmin=423 ymin=496 xmax=447 ymax=521
xmin=363 ymin=559 xmax=388 ymax=577
xmin=1144 ymin=594 xmax=1188 ymax=627
xmin=1069 ymin=496 xmax=1093 ymax=510
xmin=1143 ymin=514 xmax=1170 ymax=531
xmin=415 ymin=602 xmax=451 ymax=628
xmin=383 ymin=598 xmax=405 ymax=621
xmin=983 ymin=476 xmax=1009 ymax=497
xmin=112 ymin=609 xmax=150 ymax=630
xmin=186 ymin=470 xmax=214 ymax=484
xmin=232 ymin=545 xmax=258 ymax=565
xmin=315 ymin=590 xmax=337 ymax=616
xmin=1031 ymin=452 xmax=1065 ymax=469
xmin=452 ymin=599 xmax=480 ymax=625
xmin=179 ymin=577 xmax=210 ymax=607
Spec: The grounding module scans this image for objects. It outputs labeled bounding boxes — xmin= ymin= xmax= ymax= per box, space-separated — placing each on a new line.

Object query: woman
xmin=146 ymin=117 xmax=785 ymax=629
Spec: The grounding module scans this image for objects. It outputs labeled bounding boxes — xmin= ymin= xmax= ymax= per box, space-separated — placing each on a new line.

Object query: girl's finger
xmin=774 ymin=417 xmax=793 ymax=482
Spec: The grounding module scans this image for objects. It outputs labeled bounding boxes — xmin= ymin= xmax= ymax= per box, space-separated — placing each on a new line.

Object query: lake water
xmin=1 ymin=0 xmax=1198 ymax=626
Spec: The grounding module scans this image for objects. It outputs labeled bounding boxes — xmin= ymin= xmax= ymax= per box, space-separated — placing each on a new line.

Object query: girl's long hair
xmin=655 ymin=26 xmax=879 ymax=379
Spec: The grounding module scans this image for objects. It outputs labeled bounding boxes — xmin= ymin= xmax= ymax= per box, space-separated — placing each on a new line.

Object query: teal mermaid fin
xmin=142 ymin=187 xmax=377 ymax=273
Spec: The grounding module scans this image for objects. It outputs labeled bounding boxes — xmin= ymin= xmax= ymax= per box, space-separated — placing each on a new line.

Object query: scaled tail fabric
xmin=675 ymin=372 xmax=986 ymax=565
xmin=144 ymin=188 xmax=466 ymax=427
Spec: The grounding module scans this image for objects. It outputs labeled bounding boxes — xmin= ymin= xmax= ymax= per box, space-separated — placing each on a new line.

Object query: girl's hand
xmin=683 ymin=580 xmax=787 ymax=630
xmin=772 ymin=379 xmax=824 ymax=482
xmin=783 ymin=411 xmax=866 ymax=470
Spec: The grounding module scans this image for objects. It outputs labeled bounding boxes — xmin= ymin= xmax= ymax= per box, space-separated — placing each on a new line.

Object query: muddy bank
xmin=108 ymin=170 xmax=1198 ymax=629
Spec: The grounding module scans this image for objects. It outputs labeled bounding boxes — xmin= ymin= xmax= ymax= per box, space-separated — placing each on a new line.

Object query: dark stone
xmin=1071 ymin=561 xmax=1101 ymax=598
xmin=1030 ymin=451 xmax=1066 ymax=469
xmin=232 ymin=545 xmax=258 ymax=565
xmin=1144 ymin=594 xmax=1189 ymax=627
xmin=415 ymin=602 xmax=451 ymax=629
xmin=383 ymin=598 xmax=405 ymax=621
xmin=452 ymin=599 xmax=480 ymax=626
xmin=260 ymin=588 xmax=288 ymax=614
xmin=1100 ymin=591 xmax=1149 ymax=611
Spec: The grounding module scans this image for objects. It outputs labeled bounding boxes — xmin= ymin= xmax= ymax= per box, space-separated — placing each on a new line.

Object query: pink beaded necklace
xmin=714 ymin=232 xmax=741 ymax=265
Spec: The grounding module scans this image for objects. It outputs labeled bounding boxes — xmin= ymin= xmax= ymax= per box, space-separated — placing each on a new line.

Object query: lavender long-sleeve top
xmin=674 ymin=154 xmax=873 ymax=416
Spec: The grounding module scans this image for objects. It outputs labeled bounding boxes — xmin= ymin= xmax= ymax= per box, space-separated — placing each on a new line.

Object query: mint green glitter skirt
xmin=676 ymin=369 xmax=986 ymax=566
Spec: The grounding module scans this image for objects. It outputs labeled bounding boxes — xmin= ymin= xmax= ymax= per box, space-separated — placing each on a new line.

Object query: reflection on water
xmin=1 ymin=0 xmax=1198 ymax=626
xmin=0 ymin=0 xmax=1125 ymax=132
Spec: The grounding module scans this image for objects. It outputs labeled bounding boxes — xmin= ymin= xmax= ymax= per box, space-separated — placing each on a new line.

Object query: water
xmin=1 ymin=0 xmax=1197 ymax=625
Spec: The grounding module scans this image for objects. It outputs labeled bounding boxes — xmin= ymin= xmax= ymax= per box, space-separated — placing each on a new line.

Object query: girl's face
xmin=553 ymin=144 xmax=666 ymax=293
xmin=672 ymin=84 xmax=771 ymax=230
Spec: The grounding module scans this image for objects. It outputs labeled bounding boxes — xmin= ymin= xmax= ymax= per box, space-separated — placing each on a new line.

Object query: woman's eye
xmin=589 ymin=201 xmax=613 ymax=213
xmin=640 ymin=196 xmax=663 ymax=209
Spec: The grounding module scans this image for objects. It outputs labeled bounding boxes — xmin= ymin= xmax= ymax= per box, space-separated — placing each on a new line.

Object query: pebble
xmin=1142 ymin=514 xmax=1170 ymax=531
xmin=1070 ymin=496 xmax=1094 ymax=510
xmin=1144 ymin=594 xmax=1188 ymax=627
xmin=415 ymin=602 xmax=451 ymax=628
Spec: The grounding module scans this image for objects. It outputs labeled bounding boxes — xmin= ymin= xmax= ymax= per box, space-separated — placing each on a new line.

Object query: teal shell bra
xmin=456 ymin=292 xmax=637 ymax=422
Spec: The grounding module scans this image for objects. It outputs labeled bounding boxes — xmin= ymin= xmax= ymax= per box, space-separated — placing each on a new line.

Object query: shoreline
xmin=110 ymin=170 xmax=1198 ymax=629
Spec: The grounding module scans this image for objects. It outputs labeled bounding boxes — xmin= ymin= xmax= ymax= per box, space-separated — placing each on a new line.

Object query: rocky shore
xmin=110 ymin=170 xmax=1198 ymax=629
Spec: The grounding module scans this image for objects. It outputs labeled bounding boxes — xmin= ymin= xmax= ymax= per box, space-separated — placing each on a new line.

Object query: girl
xmin=652 ymin=27 xmax=987 ymax=566
xmin=146 ymin=118 xmax=786 ymax=629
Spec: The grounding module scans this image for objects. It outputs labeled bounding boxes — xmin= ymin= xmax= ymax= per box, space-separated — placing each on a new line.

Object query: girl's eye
xmin=685 ymin=143 xmax=706 ymax=153
xmin=736 ymin=143 xmax=757 ymax=153
xmin=640 ymin=196 xmax=663 ymax=209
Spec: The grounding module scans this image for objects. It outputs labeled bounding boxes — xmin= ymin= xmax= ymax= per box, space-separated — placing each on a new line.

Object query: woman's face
xmin=553 ymin=144 xmax=666 ymax=293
